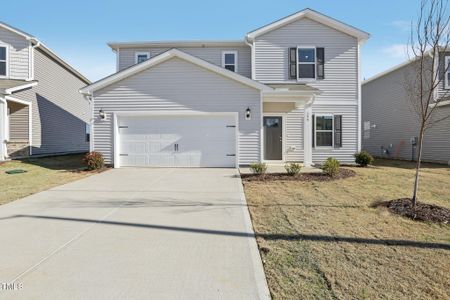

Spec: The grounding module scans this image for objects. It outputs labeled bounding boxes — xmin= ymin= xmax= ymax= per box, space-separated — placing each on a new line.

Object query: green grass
xmin=244 ymin=159 xmax=450 ymax=299
xmin=0 ymin=154 xmax=96 ymax=205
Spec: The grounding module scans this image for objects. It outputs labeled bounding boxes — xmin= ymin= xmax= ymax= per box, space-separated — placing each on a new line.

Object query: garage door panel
xmin=119 ymin=115 xmax=236 ymax=168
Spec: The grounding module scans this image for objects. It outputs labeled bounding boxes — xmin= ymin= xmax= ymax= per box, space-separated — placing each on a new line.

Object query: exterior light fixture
xmin=245 ymin=107 xmax=251 ymax=120
xmin=99 ymin=109 xmax=106 ymax=120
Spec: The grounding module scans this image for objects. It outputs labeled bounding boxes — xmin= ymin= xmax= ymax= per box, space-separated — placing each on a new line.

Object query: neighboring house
xmin=80 ymin=9 xmax=369 ymax=168
xmin=0 ymin=22 xmax=90 ymax=161
xmin=362 ymin=50 xmax=450 ymax=165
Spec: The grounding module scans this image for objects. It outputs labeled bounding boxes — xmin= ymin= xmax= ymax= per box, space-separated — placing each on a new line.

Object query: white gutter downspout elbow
xmin=27 ymin=38 xmax=41 ymax=81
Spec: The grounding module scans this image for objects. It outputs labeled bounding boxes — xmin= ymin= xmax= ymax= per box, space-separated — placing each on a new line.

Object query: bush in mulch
xmin=373 ymin=198 xmax=450 ymax=224
xmin=241 ymin=168 xmax=356 ymax=182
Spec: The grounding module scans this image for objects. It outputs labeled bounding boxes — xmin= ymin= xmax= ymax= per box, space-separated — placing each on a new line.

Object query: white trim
xmin=29 ymin=101 xmax=32 ymax=155
xmin=112 ymin=111 xmax=239 ymax=168
xmin=4 ymin=81 xmax=38 ymax=94
xmin=0 ymin=97 xmax=6 ymax=160
xmin=90 ymin=94 xmax=94 ymax=152
xmin=0 ymin=43 xmax=9 ymax=78
xmin=246 ymin=8 xmax=370 ymax=42
xmin=297 ymin=46 xmax=317 ymax=81
xmin=429 ymin=99 xmax=450 ymax=108
xmin=314 ymin=114 xmax=334 ymax=148
xmin=262 ymin=114 xmax=286 ymax=162
xmin=445 ymin=56 xmax=450 ymax=90
xmin=108 ymin=40 xmax=246 ymax=50
xmin=80 ymin=49 xmax=271 ymax=94
xmin=135 ymin=51 xmax=150 ymax=64
xmin=221 ymin=50 xmax=238 ymax=73
xmin=5 ymin=96 xmax=31 ymax=106
xmin=116 ymin=48 xmax=120 ymax=72
xmin=357 ymin=42 xmax=362 ymax=152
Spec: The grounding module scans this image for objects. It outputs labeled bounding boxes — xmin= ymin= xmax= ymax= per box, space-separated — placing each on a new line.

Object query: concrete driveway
xmin=0 ymin=168 xmax=270 ymax=300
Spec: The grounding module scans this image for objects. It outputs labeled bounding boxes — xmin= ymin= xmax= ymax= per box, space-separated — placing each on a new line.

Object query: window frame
xmin=445 ymin=56 xmax=450 ymax=89
xmin=85 ymin=123 xmax=90 ymax=143
xmin=297 ymin=46 xmax=316 ymax=81
xmin=0 ymin=44 xmax=9 ymax=78
xmin=221 ymin=50 xmax=238 ymax=73
xmin=135 ymin=52 xmax=150 ymax=64
xmin=314 ymin=114 xmax=334 ymax=148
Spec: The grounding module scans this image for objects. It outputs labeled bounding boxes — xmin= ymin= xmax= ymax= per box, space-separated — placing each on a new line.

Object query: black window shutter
xmin=288 ymin=48 xmax=297 ymax=79
xmin=312 ymin=114 xmax=315 ymax=148
xmin=334 ymin=115 xmax=342 ymax=148
xmin=317 ymin=48 xmax=325 ymax=79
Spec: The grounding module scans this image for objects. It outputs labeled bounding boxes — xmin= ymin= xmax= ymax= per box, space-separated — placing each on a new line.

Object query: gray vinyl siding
xmin=93 ymin=57 xmax=261 ymax=165
xmin=8 ymin=102 xmax=29 ymax=141
xmin=253 ymin=17 xmax=358 ymax=104
xmin=118 ymin=46 xmax=252 ymax=78
xmin=13 ymin=48 xmax=90 ymax=155
xmin=0 ymin=27 xmax=30 ymax=80
xmin=362 ymin=62 xmax=450 ymax=164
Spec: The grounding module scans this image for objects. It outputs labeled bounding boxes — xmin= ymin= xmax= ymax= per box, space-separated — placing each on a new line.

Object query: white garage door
xmin=118 ymin=114 xmax=237 ymax=168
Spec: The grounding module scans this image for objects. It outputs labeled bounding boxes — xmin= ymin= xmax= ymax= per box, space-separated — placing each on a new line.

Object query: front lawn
xmin=243 ymin=159 xmax=450 ymax=299
xmin=0 ymin=154 xmax=97 ymax=205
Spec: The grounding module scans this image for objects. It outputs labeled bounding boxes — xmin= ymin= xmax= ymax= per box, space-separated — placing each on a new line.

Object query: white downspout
xmin=303 ymin=96 xmax=315 ymax=167
xmin=245 ymin=37 xmax=255 ymax=80
xmin=0 ymin=97 xmax=6 ymax=161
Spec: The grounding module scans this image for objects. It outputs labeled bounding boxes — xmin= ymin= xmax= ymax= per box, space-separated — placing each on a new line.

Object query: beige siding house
xmin=0 ymin=22 xmax=90 ymax=160
xmin=362 ymin=52 xmax=450 ymax=164
xmin=80 ymin=8 xmax=369 ymax=168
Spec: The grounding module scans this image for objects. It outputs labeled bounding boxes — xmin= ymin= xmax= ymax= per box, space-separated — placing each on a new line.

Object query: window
xmin=297 ymin=47 xmax=316 ymax=79
xmin=315 ymin=115 xmax=333 ymax=147
xmin=85 ymin=124 xmax=90 ymax=143
xmin=135 ymin=52 xmax=150 ymax=64
xmin=222 ymin=51 xmax=238 ymax=72
xmin=0 ymin=46 xmax=7 ymax=77
xmin=445 ymin=56 xmax=450 ymax=89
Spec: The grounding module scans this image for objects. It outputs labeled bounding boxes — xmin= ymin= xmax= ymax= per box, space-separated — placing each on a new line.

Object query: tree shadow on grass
xmin=1 ymin=214 xmax=449 ymax=251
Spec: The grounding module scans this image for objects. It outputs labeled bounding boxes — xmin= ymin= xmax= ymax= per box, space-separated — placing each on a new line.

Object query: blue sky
xmin=2 ymin=0 xmax=421 ymax=81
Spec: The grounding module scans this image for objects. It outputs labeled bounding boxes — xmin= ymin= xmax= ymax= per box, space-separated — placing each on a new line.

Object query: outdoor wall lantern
xmin=245 ymin=107 xmax=251 ymax=120
xmin=99 ymin=109 xmax=106 ymax=120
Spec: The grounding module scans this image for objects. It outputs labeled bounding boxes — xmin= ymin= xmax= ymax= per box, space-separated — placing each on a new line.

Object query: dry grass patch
xmin=244 ymin=160 xmax=450 ymax=299
xmin=0 ymin=154 xmax=101 ymax=205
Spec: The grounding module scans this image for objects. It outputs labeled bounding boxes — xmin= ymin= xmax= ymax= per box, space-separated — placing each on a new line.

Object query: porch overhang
xmin=262 ymin=84 xmax=321 ymax=108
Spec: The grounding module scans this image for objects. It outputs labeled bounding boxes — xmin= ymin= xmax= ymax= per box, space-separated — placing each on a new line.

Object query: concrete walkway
xmin=0 ymin=168 xmax=270 ymax=300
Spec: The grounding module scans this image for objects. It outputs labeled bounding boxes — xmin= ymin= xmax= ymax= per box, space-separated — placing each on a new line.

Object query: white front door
xmin=118 ymin=114 xmax=237 ymax=168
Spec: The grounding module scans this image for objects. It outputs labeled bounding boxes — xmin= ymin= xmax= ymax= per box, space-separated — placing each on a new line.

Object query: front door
xmin=263 ymin=116 xmax=283 ymax=160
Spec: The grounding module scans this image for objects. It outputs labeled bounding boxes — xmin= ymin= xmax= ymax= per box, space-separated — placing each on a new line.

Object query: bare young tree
xmin=406 ymin=0 xmax=450 ymax=208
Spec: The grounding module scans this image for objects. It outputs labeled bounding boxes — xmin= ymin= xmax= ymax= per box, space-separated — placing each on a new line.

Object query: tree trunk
xmin=412 ymin=125 xmax=425 ymax=208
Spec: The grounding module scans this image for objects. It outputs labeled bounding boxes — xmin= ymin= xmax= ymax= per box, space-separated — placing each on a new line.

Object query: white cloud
xmin=391 ymin=20 xmax=412 ymax=32
xmin=382 ymin=44 xmax=409 ymax=59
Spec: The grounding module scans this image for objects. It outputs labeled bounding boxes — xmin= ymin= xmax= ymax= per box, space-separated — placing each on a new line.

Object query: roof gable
xmin=246 ymin=8 xmax=370 ymax=42
xmin=80 ymin=49 xmax=271 ymax=94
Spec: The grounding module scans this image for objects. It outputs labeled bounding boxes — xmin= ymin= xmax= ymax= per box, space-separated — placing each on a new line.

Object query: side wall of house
xmin=362 ymin=62 xmax=450 ymax=164
xmin=118 ymin=46 xmax=252 ymax=78
xmin=93 ymin=57 xmax=261 ymax=165
xmin=14 ymin=48 xmax=90 ymax=155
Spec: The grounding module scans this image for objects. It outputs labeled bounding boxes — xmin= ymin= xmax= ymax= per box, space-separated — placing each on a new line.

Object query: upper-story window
xmin=445 ymin=56 xmax=450 ymax=89
xmin=289 ymin=46 xmax=325 ymax=81
xmin=298 ymin=47 xmax=316 ymax=79
xmin=0 ymin=45 xmax=7 ymax=77
xmin=135 ymin=52 xmax=150 ymax=64
xmin=222 ymin=51 xmax=238 ymax=72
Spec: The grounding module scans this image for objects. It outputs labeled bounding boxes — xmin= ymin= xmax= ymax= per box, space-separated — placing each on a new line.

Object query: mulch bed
xmin=241 ymin=168 xmax=356 ymax=182
xmin=375 ymin=198 xmax=450 ymax=224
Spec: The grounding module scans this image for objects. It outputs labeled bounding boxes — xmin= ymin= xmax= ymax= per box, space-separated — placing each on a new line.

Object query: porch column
xmin=303 ymin=102 xmax=313 ymax=167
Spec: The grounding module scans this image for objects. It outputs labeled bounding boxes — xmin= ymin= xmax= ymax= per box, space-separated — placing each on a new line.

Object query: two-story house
xmin=0 ymin=22 xmax=90 ymax=161
xmin=362 ymin=49 xmax=450 ymax=164
xmin=80 ymin=9 xmax=369 ymax=168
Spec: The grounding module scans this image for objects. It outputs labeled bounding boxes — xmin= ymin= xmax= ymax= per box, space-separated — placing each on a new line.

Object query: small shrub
xmin=354 ymin=151 xmax=374 ymax=167
xmin=322 ymin=157 xmax=340 ymax=177
xmin=285 ymin=163 xmax=302 ymax=176
xmin=249 ymin=162 xmax=268 ymax=175
xmin=83 ymin=151 xmax=104 ymax=170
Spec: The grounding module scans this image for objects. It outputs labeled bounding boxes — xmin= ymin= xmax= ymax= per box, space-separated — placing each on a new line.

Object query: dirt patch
xmin=374 ymin=198 xmax=450 ymax=224
xmin=241 ymin=168 xmax=356 ymax=182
